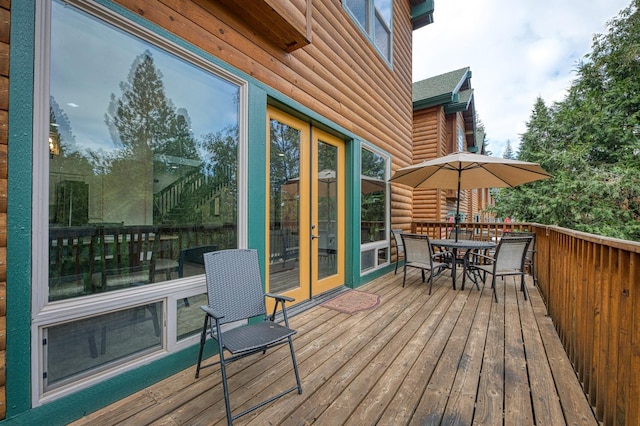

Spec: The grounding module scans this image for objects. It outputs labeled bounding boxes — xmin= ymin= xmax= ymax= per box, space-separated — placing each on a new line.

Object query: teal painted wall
xmin=2 ymin=1 xmax=389 ymax=423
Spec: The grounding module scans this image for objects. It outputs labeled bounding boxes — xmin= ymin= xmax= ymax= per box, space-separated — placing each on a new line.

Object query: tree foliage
xmin=493 ymin=0 xmax=640 ymax=240
xmin=502 ymin=139 xmax=516 ymax=159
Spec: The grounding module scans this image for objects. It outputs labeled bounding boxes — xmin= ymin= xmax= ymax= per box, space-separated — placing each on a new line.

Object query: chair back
xmin=448 ymin=229 xmax=473 ymax=240
xmin=203 ymin=249 xmax=266 ymax=325
xmin=494 ymin=236 xmax=533 ymax=272
xmin=391 ymin=229 xmax=404 ymax=255
xmin=401 ymin=233 xmax=434 ymax=264
xmin=503 ymin=231 xmax=536 ymax=262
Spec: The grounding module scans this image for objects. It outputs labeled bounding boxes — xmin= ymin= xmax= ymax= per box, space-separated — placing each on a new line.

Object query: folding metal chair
xmin=195 ymin=249 xmax=302 ymax=425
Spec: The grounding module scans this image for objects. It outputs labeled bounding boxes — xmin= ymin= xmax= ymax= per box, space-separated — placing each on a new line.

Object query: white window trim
xmin=31 ymin=0 xmax=248 ymax=405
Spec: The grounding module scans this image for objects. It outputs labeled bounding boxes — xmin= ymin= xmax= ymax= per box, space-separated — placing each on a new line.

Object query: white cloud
xmin=412 ymin=0 xmax=630 ymax=157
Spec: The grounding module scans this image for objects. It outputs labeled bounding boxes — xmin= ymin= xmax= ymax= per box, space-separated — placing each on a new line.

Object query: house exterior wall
xmin=114 ymin=0 xmax=415 ymax=165
xmin=410 ymin=105 xmax=451 ymax=221
xmin=412 ymin=105 xmax=486 ymax=224
xmin=4 ymin=0 xmax=420 ymax=423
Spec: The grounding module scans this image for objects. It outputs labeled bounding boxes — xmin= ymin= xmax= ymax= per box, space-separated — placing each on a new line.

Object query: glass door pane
xmin=267 ymin=109 xmax=344 ymax=303
xmin=312 ymin=130 xmax=345 ymax=296
xmin=269 ymin=118 xmax=302 ymax=294
xmin=317 ymin=142 xmax=338 ymax=280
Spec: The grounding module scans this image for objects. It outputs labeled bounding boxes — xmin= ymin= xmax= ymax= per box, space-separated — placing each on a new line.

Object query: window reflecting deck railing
xmin=49 ymin=224 xmax=236 ymax=301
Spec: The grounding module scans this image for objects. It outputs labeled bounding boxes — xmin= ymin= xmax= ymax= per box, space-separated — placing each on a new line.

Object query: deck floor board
xmin=70 ymin=269 xmax=598 ymax=426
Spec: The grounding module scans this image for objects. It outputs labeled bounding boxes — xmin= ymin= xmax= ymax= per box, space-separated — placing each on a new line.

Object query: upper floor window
xmin=457 ymin=122 xmax=465 ymax=152
xmin=344 ymin=0 xmax=393 ymax=61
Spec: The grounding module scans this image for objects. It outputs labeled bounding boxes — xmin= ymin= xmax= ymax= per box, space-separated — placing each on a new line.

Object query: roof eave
xmin=411 ymin=0 xmax=435 ymax=30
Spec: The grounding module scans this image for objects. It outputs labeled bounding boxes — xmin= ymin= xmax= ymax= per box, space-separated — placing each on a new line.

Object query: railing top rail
xmin=410 ymin=221 xmax=640 ymax=253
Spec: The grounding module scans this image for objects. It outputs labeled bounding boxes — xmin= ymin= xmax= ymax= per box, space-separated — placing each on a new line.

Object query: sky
xmin=412 ymin=0 xmax=631 ymax=158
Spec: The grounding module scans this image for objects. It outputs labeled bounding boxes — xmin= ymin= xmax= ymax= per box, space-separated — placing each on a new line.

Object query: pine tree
xmin=502 ymin=139 xmax=516 ymax=159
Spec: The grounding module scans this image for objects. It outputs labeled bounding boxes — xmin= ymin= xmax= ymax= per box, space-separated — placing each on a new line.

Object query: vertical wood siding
xmin=535 ymin=226 xmax=640 ymax=425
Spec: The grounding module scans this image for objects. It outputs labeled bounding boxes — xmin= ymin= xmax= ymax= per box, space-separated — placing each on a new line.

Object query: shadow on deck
xmin=70 ymin=269 xmax=598 ymax=425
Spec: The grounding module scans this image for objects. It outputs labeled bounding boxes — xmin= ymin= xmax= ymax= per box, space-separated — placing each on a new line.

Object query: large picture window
xmin=49 ymin=1 xmax=240 ymax=301
xmin=36 ymin=0 xmax=245 ymax=398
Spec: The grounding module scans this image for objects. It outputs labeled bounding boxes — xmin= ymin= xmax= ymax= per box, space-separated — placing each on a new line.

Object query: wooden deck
xmin=70 ymin=269 xmax=598 ymax=425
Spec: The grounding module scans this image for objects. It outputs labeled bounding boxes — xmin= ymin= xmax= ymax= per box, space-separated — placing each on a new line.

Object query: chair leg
xmin=402 ymin=266 xmax=407 ymax=287
xmin=195 ymin=315 xmax=209 ymax=379
xmin=521 ymin=274 xmax=528 ymax=300
xmin=492 ymin=276 xmax=498 ymax=303
xmin=288 ymin=336 xmax=303 ymax=394
xmin=394 ymin=258 xmax=399 ymax=274
xmin=219 ymin=354 xmax=233 ymax=426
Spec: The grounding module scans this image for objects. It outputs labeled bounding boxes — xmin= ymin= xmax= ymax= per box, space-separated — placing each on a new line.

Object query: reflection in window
xmin=269 ymin=119 xmax=301 ymax=293
xmin=177 ymin=294 xmax=208 ymax=340
xmin=317 ymin=142 xmax=338 ymax=280
xmin=345 ymin=0 xmax=392 ymax=61
xmin=48 ymin=0 xmax=240 ymax=301
xmin=361 ymin=148 xmax=387 ymax=244
xmin=345 ymin=0 xmax=368 ymax=29
xmin=360 ymin=147 xmax=389 ymax=273
xmin=44 ymin=301 xmax=163 ymax=391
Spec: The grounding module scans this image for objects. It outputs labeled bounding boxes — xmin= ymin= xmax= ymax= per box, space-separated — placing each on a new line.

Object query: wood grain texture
xmin=69 ymin=270 xmax=597 ymax=426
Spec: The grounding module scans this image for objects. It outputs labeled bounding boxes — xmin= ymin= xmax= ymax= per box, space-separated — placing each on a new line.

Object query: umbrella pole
xmin=455 ymin=169 xmax=461 ymax=242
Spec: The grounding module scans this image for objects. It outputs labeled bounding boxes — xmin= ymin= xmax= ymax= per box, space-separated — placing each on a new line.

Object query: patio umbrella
xmin=389 ymin=152 xmax=551 ymax=241
xmin=282 ymin=171 xmax=387 ymax=196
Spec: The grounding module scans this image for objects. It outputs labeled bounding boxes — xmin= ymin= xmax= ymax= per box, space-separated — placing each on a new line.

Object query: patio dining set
xmin=392 ymin=229 xmax=536 ymax=303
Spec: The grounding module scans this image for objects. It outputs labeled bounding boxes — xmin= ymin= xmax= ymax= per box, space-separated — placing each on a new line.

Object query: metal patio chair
xmin=195 ymin=249 xmax=302 ymax=425
xmin=400 ymin=233 xmax=451 ymax=294
xmin=473 ymin=236 xmax=533 ymax=303
xmin=503 ymin=231 xmax=537 ymax=287
xmin=391 ymin=229 xmax=405 ymax=274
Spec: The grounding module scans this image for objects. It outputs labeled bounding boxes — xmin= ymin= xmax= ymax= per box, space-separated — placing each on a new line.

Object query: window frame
xmin=344 ymin=0 xmax=394 ymax=64
xmin=359 ymin=142 xmax=391 ymax=275
xmin=31 ymin=0 xmax=249 ymax=404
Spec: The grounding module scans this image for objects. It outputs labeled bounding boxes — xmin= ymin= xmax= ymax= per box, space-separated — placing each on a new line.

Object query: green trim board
xmin=1 ymin=346 xmax=203 ymax=425
xmin=444 ymin=88 xmax=474 ymax=114
xmin=411 ymin=0 xmax=435 ymax=30
xmin=6 ymin=0 xmax=36 ymax=417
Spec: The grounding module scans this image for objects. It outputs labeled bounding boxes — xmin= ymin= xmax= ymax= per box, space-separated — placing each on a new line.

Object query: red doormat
xmin=321 ymin=290 xmax=381 ymax=314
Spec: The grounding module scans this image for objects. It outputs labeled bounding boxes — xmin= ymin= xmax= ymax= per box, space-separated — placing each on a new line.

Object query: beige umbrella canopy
xmin=390 ymin=152 xmax=551 ymax=240
xmin=282 ymin=170 xmax=386 ymax=196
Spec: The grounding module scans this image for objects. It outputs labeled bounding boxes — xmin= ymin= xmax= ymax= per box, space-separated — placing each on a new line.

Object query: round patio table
xmin=431 ymin=239 xmax=496 ymax=291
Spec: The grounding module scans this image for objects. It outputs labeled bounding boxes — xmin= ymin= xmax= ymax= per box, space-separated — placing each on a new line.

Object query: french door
xmin=267 ymin=108 xmax=345 ymax=305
